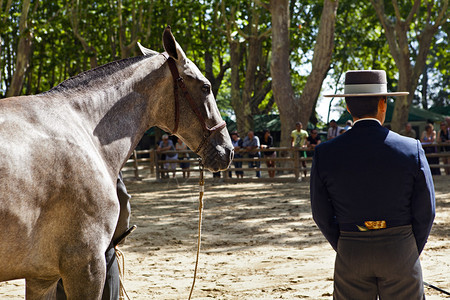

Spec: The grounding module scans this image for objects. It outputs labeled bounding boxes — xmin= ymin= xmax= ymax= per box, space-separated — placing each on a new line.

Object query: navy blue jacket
xmin=310 ymin=119 xmax=435 ymax=253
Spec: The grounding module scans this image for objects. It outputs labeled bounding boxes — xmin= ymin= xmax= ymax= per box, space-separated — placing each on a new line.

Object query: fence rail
xmin=121 ymin=142 xmax=450 ymax=181
xmin=122 ymin=147 xmax=312 ymax=182
xmin=422 ymin=143 xmax=450 ymax=173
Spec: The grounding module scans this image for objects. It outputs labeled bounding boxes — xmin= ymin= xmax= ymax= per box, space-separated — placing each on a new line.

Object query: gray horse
xmin=0 ymin=26 xmax=233 ymax=299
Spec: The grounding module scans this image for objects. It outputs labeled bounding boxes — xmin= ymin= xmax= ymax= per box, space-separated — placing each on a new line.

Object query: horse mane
xmin=45 ymin=55 xmax=150 ymax=94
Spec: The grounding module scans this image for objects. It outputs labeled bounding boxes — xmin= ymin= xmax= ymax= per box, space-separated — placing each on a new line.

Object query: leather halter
xmin=161 ymin=53 xmax=227 ymax=154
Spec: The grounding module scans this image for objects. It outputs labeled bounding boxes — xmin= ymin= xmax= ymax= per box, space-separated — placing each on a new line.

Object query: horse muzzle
xmin=200 ymin=139 xmax=234 ymax=172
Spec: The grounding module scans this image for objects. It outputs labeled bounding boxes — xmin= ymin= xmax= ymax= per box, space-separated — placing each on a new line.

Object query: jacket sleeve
xmin=310 ymin=148 xmax=340 ymax=251
xmin=113 ymin=172 xmax=132 ymax=245
xmin=411 ymin=141 xmax=435 ymax=254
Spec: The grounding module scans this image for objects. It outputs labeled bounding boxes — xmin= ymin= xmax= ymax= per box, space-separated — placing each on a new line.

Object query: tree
xmin=1 ymin=0 xmax=447 ymax=139
xmin=370 ymin=0 xmax=449 ymax=132
xmin=6 ymin=0 xmax=36 ymax=97
xmin=181 ymin=0 xmax=230 ymax=99
xmin=414 ymin=27 xmax=449 ymax=109
xmin=69 ymin=0 xmax=99 ymax=68
xmin=270 ymin=0 xmax=338 ymax=147
xmin=297 ymin=0 xmax=338 ymax=130
xmin=324 ymin=1 xmax=398 ymax=124
xmin=270 ymin=0 xmax=298 ymax=147
xmin=221 ymin=0 xmax=272 ymax=136
xmin=0 ymin=36 xmax=2 ymax=84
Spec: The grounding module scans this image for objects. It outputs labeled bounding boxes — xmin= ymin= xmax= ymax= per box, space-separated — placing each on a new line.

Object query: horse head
xmin=139 ymin=27 xmax=233 ymax=172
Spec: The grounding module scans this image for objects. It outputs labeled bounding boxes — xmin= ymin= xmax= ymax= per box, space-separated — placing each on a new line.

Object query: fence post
xmin=293 ymin=148 xmax=300 ymax=180
xmin=154 ymin=150 xmax=161 ymax=180
xmin=149 ymin=150 xmax=155 ymax=174
xmin=133 ymin=150 xmax=139 ymax=180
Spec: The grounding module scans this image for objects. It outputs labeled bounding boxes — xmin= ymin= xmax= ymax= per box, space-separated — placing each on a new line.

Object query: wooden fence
xmin=121 ymin=147 xmax=312 ymax=182
xmin=121 ymin=142 xmax=450 ymax=182
xmin=422 ymin=143 xmax=450 ymax=174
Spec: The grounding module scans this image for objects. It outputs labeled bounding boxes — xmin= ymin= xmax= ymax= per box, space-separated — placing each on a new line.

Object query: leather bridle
xmin=161 ymin=53 xmax=227 ymax=154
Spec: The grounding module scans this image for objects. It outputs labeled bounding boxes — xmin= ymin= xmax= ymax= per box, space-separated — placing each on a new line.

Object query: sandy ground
xmin=1 ymin=175 xmax=449 ymax=299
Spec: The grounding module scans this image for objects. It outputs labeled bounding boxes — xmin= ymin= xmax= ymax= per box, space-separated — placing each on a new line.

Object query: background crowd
xmin=155 ymin=116 xmax=450 ymax=179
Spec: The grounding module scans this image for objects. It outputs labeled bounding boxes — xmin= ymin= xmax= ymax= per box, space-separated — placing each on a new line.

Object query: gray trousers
xmin=334 ymin=225 xmax=424 ymax=300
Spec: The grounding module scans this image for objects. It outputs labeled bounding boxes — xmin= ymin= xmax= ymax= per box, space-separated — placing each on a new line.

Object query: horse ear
xmin=137 ymin=42 xmax=159 ymax=57
xmin=162 ymin=26 xmax=186 ymax=61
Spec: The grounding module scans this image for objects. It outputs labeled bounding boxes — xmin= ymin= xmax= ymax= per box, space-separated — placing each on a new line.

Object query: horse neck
xmin=68 ymin=54 xmax=169 ymax=176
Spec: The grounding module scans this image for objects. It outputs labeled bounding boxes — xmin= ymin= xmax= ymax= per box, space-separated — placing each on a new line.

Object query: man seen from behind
xmin=310 ymin=70 xmax=435 ymax=299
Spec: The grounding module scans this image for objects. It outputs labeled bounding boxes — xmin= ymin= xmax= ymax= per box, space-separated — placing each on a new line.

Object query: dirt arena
xmin=1 ymin=175 xmax=449 ymax=299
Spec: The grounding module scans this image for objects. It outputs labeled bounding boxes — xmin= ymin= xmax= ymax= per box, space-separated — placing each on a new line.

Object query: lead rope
xmin=116 ymin=161 xmax=204 ymax=300
xmin=116 ymin=247 xmax=131 ymax=300
xmin=188 ymin=159 xmax=205 ymax=300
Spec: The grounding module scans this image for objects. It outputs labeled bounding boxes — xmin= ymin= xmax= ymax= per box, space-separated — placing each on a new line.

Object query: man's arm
xmin=254 ymin=136 xmax=260 ymax=148
xmin=411 ymin=141 xmax=435 ymax=254
xmin=246 ymin=138 xmax=259 ymax=150
xmin=113 ymin=172 xmax=131 ymax=244
xmin=310 ymin=149 xmax=340 ymax=251
xmin=327 ymin=128 xmax=333 ymax=140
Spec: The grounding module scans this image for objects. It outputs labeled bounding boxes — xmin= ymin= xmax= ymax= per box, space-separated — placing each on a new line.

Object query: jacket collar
xmin=353 ymin=118 xmax=381 ymax=126
xmin=352 ymin=119 xmax=384 ymax=130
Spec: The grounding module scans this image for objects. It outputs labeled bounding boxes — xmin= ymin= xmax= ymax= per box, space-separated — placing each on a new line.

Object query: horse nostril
xmin=228 ymin=148 xmax=234 ymax=162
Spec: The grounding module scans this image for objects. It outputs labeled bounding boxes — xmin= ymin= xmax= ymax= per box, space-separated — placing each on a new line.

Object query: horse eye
xmin=202 ymin=84 xmax=211 ymax=94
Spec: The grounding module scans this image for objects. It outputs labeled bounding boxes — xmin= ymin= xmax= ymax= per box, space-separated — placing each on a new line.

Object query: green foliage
xmin=329 ymin=1 xmax=398 ymax=91
xmin=415 ymin=22 xmax=450 ymax=108
xmin=0 ymin=0 xmax=447 ymax=122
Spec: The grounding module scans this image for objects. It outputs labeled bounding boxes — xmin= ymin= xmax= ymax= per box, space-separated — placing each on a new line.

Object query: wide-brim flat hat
xmin=324 ymin=70 xmax=409 ymax=97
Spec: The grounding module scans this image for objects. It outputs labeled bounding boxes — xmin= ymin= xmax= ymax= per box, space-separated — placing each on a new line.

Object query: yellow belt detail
xmin=357 ymin=220 xmax=387 ymax=231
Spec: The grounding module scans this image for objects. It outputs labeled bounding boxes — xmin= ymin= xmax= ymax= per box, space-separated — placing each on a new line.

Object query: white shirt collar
xmin=353 ymin=118 xmax=381 ymax=126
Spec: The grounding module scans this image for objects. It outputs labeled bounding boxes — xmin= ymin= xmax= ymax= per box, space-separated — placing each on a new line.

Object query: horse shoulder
xmin=0 ymin=95 xmax=118 ymax=280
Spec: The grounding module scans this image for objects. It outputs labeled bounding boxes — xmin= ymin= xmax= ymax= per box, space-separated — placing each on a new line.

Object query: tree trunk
xmin=6 ymin=0 xmax=33 ymax=97
xmin=204 ymin=51 xmax=229 ymax=98
xmin=370 ymin=0 xmax=448 ymax=132
xmin=70 ymin=0 xmax=98 ymax=69
xmin=270 ymin=0 xmax=298 ymax=147
xmin=241 ymin=34 xmax=263 ymax=133
xmin=229 ymin=40 xmax=247 ymax=137
xmin=421 ymin=65 xmax=428 ymax=110
xmin=270 ymin=0 xmax=338 ymax=147
xmin=117 ymin=0 xmax=140 ymax=59
xmin=0 ymin=36 xmax=2 ymax=85
xmin=298 ymin=0 xmax=339 ymax=127
xmin=222 ymin=2 xmax=271 ymax=137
